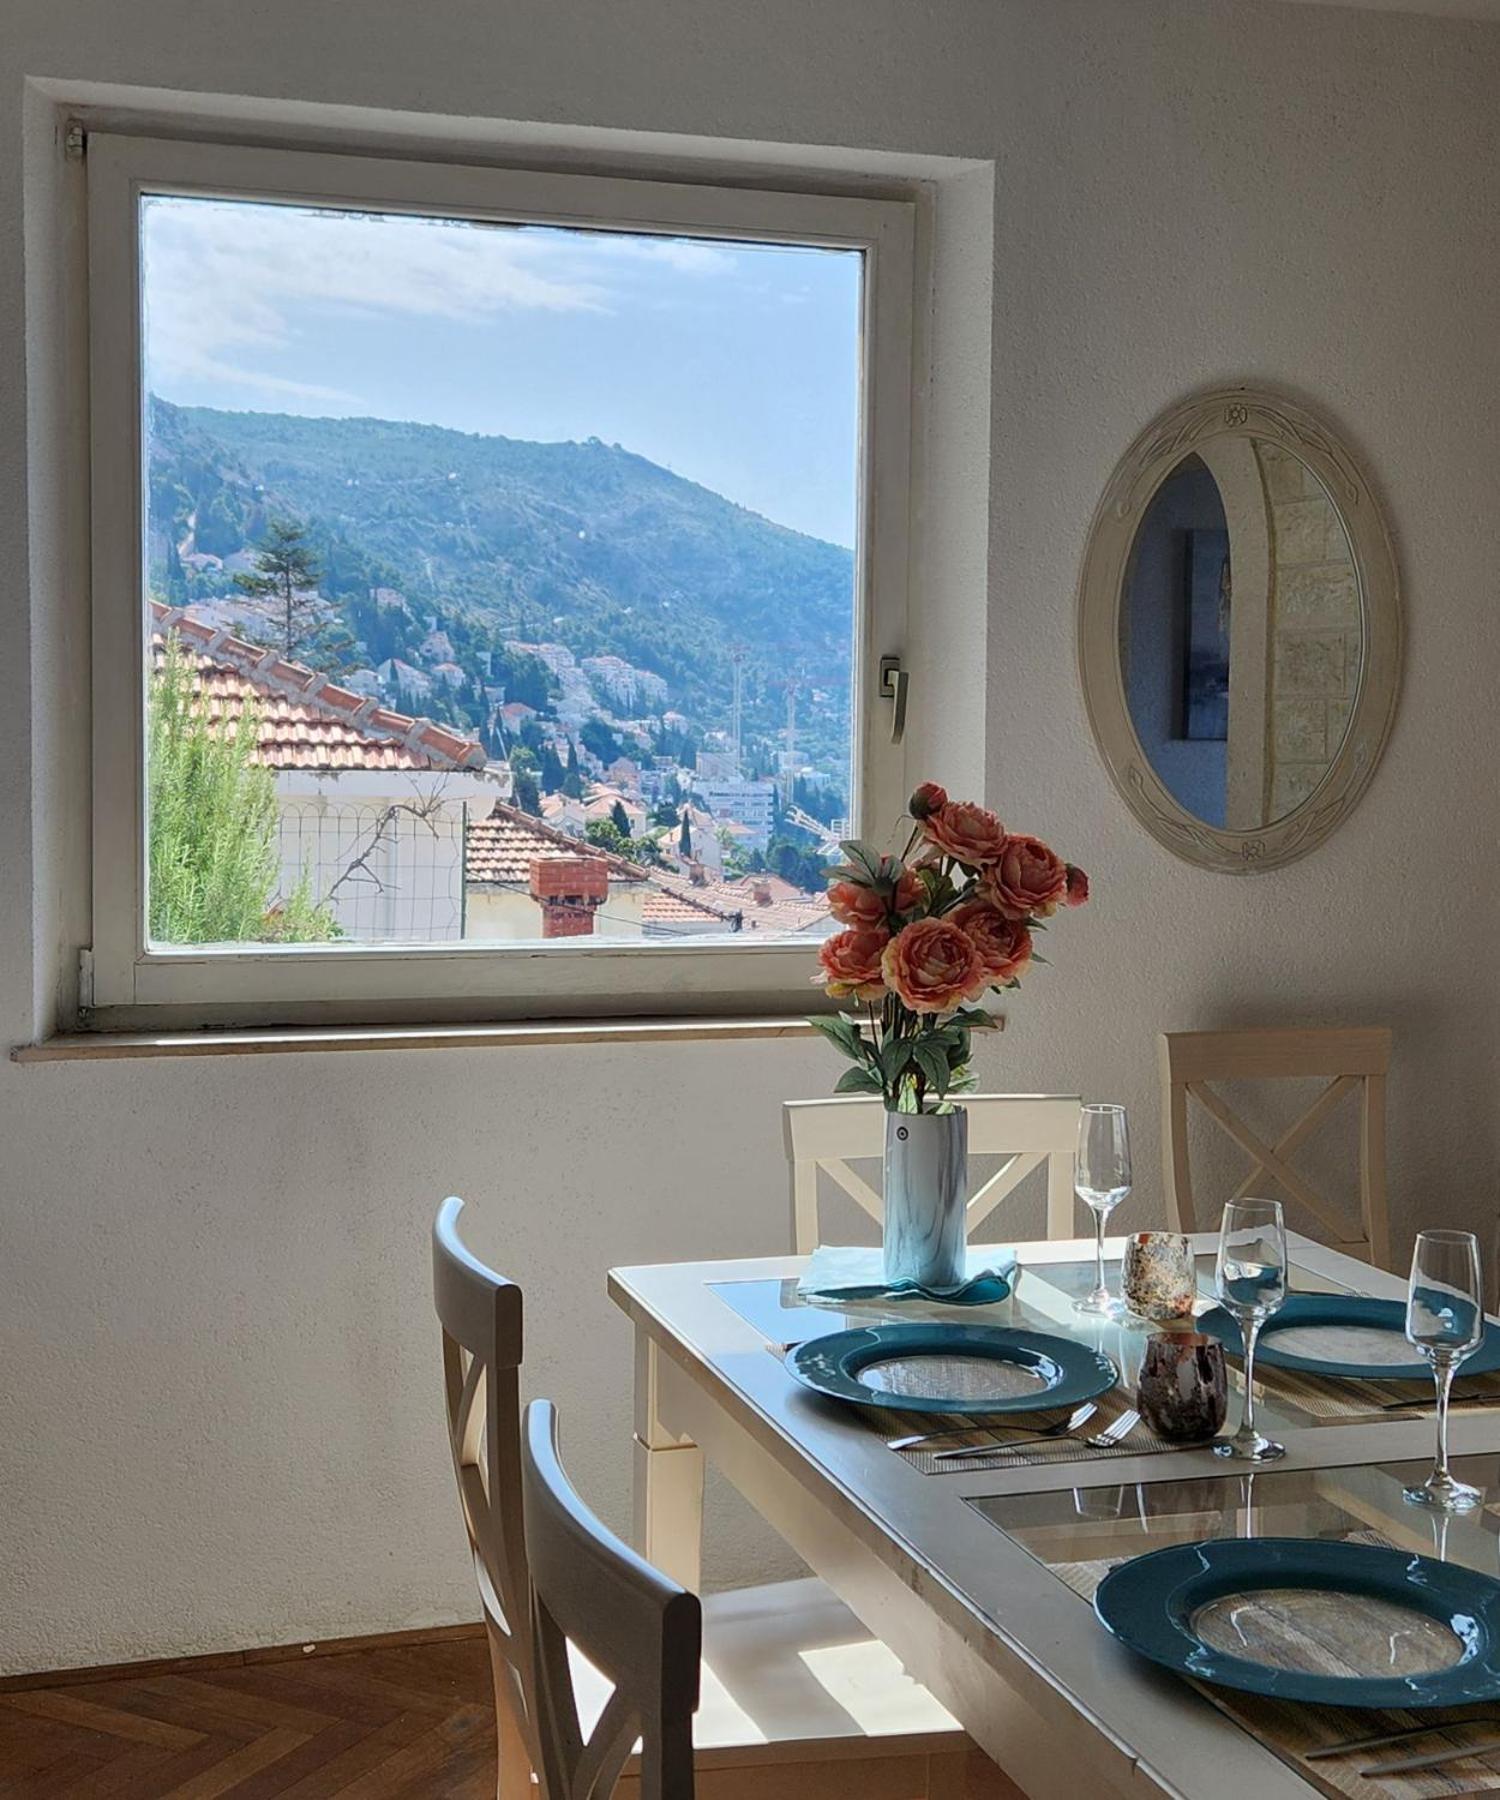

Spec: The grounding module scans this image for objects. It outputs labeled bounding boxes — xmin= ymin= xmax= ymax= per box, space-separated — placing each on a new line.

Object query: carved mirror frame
xmin=1077 ymin=386 xmax=1401 ymax=873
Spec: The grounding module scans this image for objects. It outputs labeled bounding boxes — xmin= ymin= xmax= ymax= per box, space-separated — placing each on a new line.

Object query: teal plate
xmin=785 ymin=1322 xmax=1117 ymax=1415
xmin=1197 ymin=1294 xmax=1500 ymax=1381
xmin=1095 ymin=1537 xmax=1500 ymax=1709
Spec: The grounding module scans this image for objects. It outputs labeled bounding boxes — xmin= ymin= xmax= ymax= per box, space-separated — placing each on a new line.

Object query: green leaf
xmin=838 ymin=841 xmax=883 ymax=883
xmin=833 ymin=1065 xmax=883 ymax=1096
xmin=913 ymin=1040 xmax=951 ymax=1096
xmin=808 ymin=1013 xmax=864 ymax=1060
xmin=878 ymin=1037 xmax=914 ymax=1083
xmin=957 ymin=1006 xmax=1002 ymax=1031
xmin=949 ymin=1067 xmax=979 ymax=1094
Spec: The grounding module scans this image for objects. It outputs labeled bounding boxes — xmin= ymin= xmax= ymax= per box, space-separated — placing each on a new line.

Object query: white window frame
xmin=85 ymin=132 xmax=916 ymax=1024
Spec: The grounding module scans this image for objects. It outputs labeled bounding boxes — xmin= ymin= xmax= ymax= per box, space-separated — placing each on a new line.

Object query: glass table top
xmin=713 ymin=1251 xmax=1377 ymax=1434
xmin=970 ymin=1453 xmax=1500 ymax=1589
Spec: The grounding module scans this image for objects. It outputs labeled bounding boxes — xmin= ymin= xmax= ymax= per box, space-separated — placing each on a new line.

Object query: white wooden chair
xmin=784 ymin=1094 xmax=1084 ymax=1254
xmin=1158 ymin=1027 xmax=1393 ymax=1269
xmin=434 ymin=1198 xmax=977 ymax=1800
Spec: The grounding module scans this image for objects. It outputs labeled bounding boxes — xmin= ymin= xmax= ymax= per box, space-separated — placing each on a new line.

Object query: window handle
xmin=879 ymin=655 xmax=909 ymax=745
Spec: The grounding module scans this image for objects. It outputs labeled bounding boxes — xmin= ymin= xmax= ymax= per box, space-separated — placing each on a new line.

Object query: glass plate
xmin=785 ymin=1322 xmax=1117 ymax=1415
xmin=1094 ymin=1536 xmax=1500 ymax=1708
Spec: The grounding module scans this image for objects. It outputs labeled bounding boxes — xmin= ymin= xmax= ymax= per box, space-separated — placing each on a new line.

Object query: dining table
xmin=608 ymin=1232 xmax=1500 ymax=1800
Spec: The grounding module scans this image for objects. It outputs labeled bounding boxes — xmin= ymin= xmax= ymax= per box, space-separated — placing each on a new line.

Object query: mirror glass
xmin=1119 ymin=440 xmax=1362 ymax=829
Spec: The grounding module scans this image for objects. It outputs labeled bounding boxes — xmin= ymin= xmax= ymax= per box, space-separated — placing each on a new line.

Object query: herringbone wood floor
xmin=0 ymin=1634 xmax=1018 ymax=1798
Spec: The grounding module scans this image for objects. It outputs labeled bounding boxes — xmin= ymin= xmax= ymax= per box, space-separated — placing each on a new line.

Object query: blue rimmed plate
xmin=1196 ymin=1294 xmax=1500 ymax=1380
xmin=1094 ymin=1537 xmax=1500 ymax=1709
xmin=785 ymin=1322 xmax=1117 ymax=1415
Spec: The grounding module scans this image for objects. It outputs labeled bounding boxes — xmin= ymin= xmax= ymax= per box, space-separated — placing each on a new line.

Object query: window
xmin=86 ymin=134 xmax=915 ymax=1021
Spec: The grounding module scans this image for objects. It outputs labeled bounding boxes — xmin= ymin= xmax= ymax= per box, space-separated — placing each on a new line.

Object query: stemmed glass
xmin=1213 ymin=1198 xmax=1288 ymax=1463
xmin=1403 ymin=1229 xmax=1485 ymax=1512
xmin=1073 ymin=1104 xmax=1131 ymax=1318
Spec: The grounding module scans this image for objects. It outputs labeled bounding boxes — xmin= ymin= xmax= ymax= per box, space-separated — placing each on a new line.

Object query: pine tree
xmin=678 ymin=807 xmax=693 ymax=858
xmin=610 ymin=798 xmax=632 ymax=838
xmin=234 ymin=518 xmax=353 ymax=670
xmin=513 ymin=770 xmax=542 ymax=816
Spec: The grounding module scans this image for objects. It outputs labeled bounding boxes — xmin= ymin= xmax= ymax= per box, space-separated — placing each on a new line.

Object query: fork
xmin=931 ymin=1407 xmax=1141 ymax=1463
xmin=887 ymin=1403 xmax=1097 ymax=1454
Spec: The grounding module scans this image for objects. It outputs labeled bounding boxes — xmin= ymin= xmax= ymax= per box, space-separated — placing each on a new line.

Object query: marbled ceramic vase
xmin=883 ymin=1108 xmax=967 ymax=1291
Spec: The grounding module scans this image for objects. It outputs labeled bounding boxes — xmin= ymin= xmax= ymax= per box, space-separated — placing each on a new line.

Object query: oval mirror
xmin=1078 ymin=389 xmax=1400 ymax=872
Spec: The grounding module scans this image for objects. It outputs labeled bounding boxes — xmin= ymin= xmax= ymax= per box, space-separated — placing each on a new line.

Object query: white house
xmin=154 ymin=603 xmax=510 ymax=943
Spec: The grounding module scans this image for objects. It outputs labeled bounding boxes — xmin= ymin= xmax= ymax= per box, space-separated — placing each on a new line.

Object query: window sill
xmin=11 ymin=1015 xmax=835 ymax=1063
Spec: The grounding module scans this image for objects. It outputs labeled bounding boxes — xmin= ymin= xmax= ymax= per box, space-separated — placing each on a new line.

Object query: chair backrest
xmin=431 ymin=1197 xmax=539 ymax=1786
xmin=1158 ymin=1027 xmax=1392 ymax=1268
xmin=783 ymin=1093 xmax=1082 ymax=1253
xmin=522 ymin=1399 xmax=701 ymax=1800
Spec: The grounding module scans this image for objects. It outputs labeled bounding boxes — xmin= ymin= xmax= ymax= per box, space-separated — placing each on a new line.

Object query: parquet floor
xmin=0 ymin=1635 xmax=1017 ymax=1798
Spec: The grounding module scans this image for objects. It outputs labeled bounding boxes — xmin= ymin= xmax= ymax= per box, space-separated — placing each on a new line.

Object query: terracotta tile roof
xmin=465 ymin=802 xmax=649 ymax=886
xmin=151 ymin=602 xmax=488 ymax=773
xmin=694 ymin=875 xmax=830 ymax=934
xmin=640 ymin=879 xmax=745 ymax=928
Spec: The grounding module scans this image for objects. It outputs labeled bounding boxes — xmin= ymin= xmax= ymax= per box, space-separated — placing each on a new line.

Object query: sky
xmin=140 ymin=196 xmax=863 ymax=547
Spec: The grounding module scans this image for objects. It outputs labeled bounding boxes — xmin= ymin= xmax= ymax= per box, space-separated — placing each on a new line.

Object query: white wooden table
xmin=608 ymin=1234 xmax=1500 ymax=1800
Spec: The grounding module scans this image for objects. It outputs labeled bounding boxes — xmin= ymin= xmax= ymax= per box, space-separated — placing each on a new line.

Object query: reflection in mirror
xmin=1120 ymin=441 xmax=1361 ymax=830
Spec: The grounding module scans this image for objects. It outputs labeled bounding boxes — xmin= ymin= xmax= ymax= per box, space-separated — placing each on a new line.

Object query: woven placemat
xmin=1250 ymin=1362 xmax=1500 ymax=1424
xmin=1054 ymin=1545 xmax=1500 ymax=1798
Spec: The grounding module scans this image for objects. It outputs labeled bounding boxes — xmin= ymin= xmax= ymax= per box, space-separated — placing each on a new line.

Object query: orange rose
xmin=1065 ymin=864 xmax=1090 ymax=907
xmin=893 ymin=868 xmax=925 ymax=915
xmin=816 ymin=926 xmax=890 ymax=1000
xmin=984 ymin=833 xmax=1069 ymax=919
xmin=828 ymin=880 xmax=889 ymax=928
xmin=880 ymin=918 xmax=982 ymax=1016
xmin=908 ymin=781 xmax=948 ymax=820
xmin=949 ymin=900 xmax=1033 ymax=988
xmin=920 ymin=800 xmax=1008 ymax=868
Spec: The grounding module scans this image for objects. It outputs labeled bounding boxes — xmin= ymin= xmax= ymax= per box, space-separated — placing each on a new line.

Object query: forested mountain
xmin=145 ymin=398 xmax=854 ymax=793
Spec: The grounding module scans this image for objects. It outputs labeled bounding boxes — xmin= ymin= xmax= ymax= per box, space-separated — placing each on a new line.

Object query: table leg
xmin=632 ymin=1330 xmax=704 ymax=1592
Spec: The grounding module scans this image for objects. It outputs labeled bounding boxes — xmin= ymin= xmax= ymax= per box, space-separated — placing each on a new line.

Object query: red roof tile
xmin=151 ymin=603 xmax=488 ymax=773
xmin=465 ymin=803 xmax=649 ymax=886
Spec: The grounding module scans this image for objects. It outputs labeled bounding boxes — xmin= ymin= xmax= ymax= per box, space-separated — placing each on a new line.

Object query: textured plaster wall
xmin=3 ymin=0 xmax=1500 ymax=1673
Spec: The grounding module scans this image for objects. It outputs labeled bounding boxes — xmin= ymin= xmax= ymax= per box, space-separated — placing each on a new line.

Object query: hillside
xmin=145 ymin=399 xmax=854 ymax=796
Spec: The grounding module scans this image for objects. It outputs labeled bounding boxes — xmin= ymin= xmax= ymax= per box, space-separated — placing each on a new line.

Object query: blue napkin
xmin=796 ymin=1244 xmax=1017 ymax=1306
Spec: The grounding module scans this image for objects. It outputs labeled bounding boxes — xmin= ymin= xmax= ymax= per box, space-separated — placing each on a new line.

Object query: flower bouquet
xmin=809 ymin=783 xmax=1089 ymax=1288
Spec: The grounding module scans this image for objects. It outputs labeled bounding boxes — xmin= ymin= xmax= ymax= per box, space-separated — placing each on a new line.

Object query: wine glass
xmin=1073 ymin=1104 xmax=1131 ymax=1318
xmin=1213 ymin=1198 xmax=1288 ymax=1463
xmin=1403 ymin=1229 xmax=1485 ymax=1512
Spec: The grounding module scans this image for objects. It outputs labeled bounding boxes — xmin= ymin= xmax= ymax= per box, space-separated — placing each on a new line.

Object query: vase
xmin=883 ymin=1107 xmax=968 ymax=1291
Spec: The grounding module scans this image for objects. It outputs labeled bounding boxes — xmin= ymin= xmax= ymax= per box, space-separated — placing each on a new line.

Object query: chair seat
xmin=573 ymin=1576 xmax=968 ymax=1789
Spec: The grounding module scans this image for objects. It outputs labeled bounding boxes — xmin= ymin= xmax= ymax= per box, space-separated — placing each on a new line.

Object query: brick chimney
xmin=751 ymin=879 xmax=773 ymax=907
xmin=529 ymin=856 xmax=609 ymax=938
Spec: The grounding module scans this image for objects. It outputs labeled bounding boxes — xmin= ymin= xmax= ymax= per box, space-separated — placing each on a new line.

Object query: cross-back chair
xmin=523 ymin=1398 xmax=701 ymax=1800
xmin=1159 ymin=1027 xmax=1392 ymax=1268
xmin=784 ymin=1094 xmax=1083 ymax=1253
xmin=432 ymin=1193 xmax=539 ymax=1792
xmin=433 ymin=1198 xmax=974 ymax=1799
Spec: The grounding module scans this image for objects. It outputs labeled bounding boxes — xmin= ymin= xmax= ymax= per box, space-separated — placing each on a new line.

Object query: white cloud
xmin=141 ymin=198 xmax=740 ymax=406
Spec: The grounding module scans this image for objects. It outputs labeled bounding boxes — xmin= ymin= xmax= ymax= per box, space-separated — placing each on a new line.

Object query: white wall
xmin=3 ymin=0 xmax=1500 ymax=1674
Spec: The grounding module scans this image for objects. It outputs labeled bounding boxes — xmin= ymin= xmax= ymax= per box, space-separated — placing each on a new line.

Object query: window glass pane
xmin=139 ymin=194 xmax=861 ymax=950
